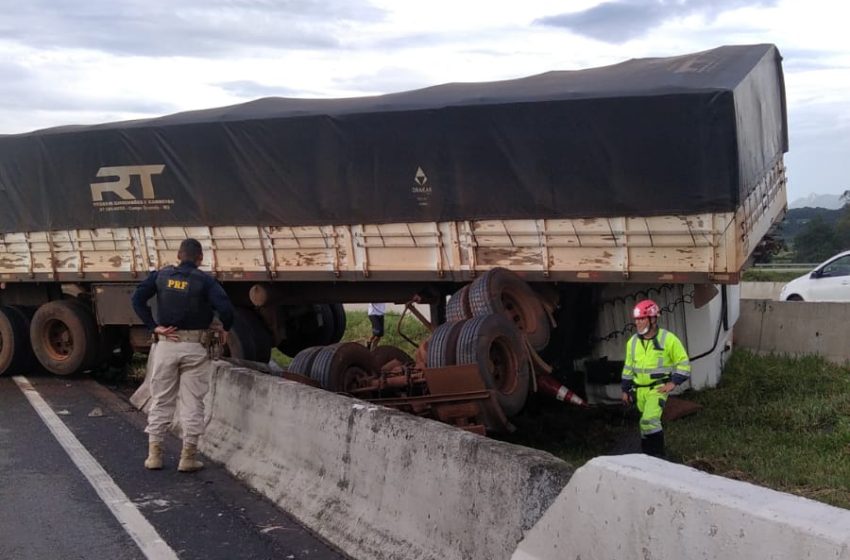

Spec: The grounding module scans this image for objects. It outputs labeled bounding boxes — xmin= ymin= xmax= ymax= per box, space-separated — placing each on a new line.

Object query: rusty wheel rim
xmin=488 ymin=335 xmax=518 ymax=395
xmin=341 ymin=365 xmax=377 ymax=392
xmin=43 ymin=319 xmax=73 ymax=361
xmin=501 ymin=291 xmax=528 ymax=333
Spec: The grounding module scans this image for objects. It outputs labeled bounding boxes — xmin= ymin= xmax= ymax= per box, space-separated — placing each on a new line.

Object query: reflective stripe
xmin=656 ymin=330 xmax=668 ymax=369
xmin=556 ymin=386 xmax=568 ymax=401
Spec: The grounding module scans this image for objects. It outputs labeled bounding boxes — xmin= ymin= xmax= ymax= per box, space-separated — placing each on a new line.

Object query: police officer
xmin=132 ymin=238 xmax=234 ymax=472
xmin=620 ymin=299 xmax=690 ymax=458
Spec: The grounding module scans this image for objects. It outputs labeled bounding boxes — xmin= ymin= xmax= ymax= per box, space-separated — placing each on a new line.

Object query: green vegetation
xmin=669 ymin=351 xmax=850 ymax=509
xmin=770 ymin=195 xmax=850 ymax=262
xmin=505 ymin=350 xmax=850 ymax=510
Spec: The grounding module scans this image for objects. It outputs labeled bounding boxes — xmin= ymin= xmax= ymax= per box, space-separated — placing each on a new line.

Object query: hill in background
xmin=777 ymin=207 xmax=843 ymax=241
xmin=789 ymin=193 xmax=844 ymax=210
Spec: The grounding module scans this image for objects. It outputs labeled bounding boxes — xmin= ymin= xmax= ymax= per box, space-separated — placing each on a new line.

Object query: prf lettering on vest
xmin=167 ymin=279 xmax=189 ymax=290
xmin=90 ymin=165 xmax=165 ymax=202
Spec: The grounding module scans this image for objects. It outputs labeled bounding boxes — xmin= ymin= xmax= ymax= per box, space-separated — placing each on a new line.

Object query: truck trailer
xmin=0 ymin=44 xmax=787 ymax=417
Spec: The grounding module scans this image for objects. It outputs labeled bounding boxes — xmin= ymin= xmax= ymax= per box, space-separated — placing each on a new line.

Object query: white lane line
xmin=12 ymin=376 xmax=178 ymax=560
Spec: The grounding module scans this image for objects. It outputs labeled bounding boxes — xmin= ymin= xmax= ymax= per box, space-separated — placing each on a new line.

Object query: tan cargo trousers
xmin=145 ymin=340 xmax=211 ymax=446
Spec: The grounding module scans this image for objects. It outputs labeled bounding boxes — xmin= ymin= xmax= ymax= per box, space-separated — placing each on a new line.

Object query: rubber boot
xmin=144 ymin=442 xmax=163 ymax=470
xmin=178 ymin=443 xmax=204 ymax=473
xmin=641 ymin=432 xmax=666 ymax=459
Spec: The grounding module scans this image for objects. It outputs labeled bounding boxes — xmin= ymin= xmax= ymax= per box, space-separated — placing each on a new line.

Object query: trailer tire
xmin=288 ymin=346 xmax=324 ymax=376
xmin=426 ymin=319 xmax=468 ymax=368
xmin=6 ymin=306 xmax=40 ymax=373
xmin=30 ymin=300 xmax=99 ymax=376
xmin=445 ymin=285 xmax=472 ymax=322
xmin=0 ymin=305 xmax=34 ymax=375
xmin=467 ymin=267 xmax=550 ymax=351
xmin=372 ymin=345 xmax=414 ymax=370
xmin=239 ymin=307 xmax=273 ymax=363
xmin=329 ymin=303 xmax=347 ymax=343
xmin=225 ymin=307 xmax=262 ymax=362
xmin=277 ymin=304 xmax=339 ymax=357
xmin=455 ymin=313 xmax=530 ymax=417
xmin=311 ymin=342 xmax=377 ymax=392
xmin=92 ymin=326 xmax=134 ymax=380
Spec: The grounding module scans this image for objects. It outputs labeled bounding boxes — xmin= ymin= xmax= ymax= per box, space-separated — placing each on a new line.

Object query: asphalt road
xmin=0 ymin=373 xmax=346 ymax=560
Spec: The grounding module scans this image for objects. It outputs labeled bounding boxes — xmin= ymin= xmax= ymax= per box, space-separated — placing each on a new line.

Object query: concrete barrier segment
xmin=199 ymin=364 xmax=574 ymax=560
xmin=735 ymin=300 xmax=850 ymax=364
xmin=512 ymin=454 xmax=850 ymax=560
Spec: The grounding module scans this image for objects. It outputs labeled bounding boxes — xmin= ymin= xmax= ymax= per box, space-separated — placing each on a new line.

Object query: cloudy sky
xmin=1 ymin=0 xmax=847 ymax=203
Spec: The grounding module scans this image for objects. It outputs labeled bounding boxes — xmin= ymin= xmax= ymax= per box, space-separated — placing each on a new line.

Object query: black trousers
xmin=368 ymin=315 xmax=385 ymax=337
xmin=641 ymin=431 xmax=665 ymax=458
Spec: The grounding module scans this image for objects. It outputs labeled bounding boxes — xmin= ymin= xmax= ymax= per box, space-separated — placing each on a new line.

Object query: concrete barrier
xmin=740 ymin=281 xmax=785 ymax=300
xmin=735 ymin=299 xmax=850 ymax=363
xmin=513 ymin=454 xmax=850 ymax=560
xmin=199 ymin=364 xmax=573 ymax=560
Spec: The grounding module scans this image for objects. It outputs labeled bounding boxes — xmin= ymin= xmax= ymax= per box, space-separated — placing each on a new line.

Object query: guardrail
xmin=752 ymin=263 xmax=816 ymax=271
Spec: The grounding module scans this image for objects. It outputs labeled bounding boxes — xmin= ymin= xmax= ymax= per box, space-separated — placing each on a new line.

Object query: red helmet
xmin=633 ymin=299 xmax=660 ymax=319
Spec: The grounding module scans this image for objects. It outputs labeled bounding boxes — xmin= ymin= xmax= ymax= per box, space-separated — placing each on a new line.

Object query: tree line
xmin=780 ymin=191 xmax=850 ymax=262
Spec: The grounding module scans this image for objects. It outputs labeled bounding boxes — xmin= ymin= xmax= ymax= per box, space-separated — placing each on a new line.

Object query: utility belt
xmin=154 ymin=329 xmax=224 ymax=360
xmin=632 ymin=377 xmax=670 ymax=389
xmin=156 ymin=329 xmax=211 ymax=344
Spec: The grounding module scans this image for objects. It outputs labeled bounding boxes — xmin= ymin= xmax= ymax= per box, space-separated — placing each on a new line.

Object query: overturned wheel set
xmin=287 ymin=268 xmax=585 ymax=433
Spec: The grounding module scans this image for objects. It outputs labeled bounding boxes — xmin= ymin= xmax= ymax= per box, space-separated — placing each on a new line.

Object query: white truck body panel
xmin=0 ymin=160 xmax=786 ymax=284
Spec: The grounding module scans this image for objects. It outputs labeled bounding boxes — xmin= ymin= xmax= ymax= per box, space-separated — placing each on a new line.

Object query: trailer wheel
xmin=455 ymin=314 xmax=530 ymax=417
xmin=414 ymin=338 xmax=429 ymax=370
xmin=6 ymin=306 xmax=39 ymax=373
xmin=288 ymin=346 xmax=324 ymax=376
xmin=242 ymin=307 xmax=273 ymax=363
xmin=0 ymin=305 xmax=34 ymax=375
xmin=329 ymin=303 xmax=347 ymax=343
xmin=426 ymin=319 xmax=468 ymax=368
xmin=91 ymin=326 xmax=134 ymax=381
xmin=30 ymin=300 xmax=99 ymax=376
xmin=372 ymin=345 xmax=414 ymax=370
xmin=277 ymin=304 xmax=339 ymax=357
xmin=467 ymin=267 xmax=550 ymax=351
xmin=225 ymin=307 xmax=273 ymax=363
xmin=311 ymin=342 xmax=377 ymax=392
xmin=446 ymin=285 xmax=472 ymax=322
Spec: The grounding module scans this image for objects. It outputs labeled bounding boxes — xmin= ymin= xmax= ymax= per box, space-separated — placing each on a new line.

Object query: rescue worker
xmin=131 ymin=238 xmax=234 ymax=472
xmin=620 ymin=299 xmax=690 ymax=458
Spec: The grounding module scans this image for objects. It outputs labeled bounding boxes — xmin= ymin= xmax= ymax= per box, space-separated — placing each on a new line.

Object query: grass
xmin=668 ymin=351 xmax=850 ymax=509
xmin=505 ymin=350 xmax=850 ymax=510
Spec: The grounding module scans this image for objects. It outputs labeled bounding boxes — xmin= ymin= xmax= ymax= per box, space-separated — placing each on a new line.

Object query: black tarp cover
xmin=0 ymin=44 xmax=787 ymax=234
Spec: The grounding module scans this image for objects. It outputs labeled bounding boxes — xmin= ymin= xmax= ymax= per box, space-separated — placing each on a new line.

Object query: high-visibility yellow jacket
xmin=621 ymin=328 xmax=690 ymax=392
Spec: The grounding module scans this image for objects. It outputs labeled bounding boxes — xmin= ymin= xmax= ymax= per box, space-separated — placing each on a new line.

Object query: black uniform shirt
xmin=131 ymin=261 xmax=234 ymax=331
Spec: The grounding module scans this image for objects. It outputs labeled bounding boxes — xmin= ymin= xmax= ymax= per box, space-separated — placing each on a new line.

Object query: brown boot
xmin=144 ymin=441 xmax=163 ymax=470
xmin=178 ymin=443 xmax=204 ymax=473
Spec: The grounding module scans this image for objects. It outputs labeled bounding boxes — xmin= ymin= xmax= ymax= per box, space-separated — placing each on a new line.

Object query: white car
xmin=779 ymin=250 xmax=850 ymax=301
